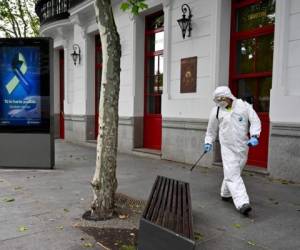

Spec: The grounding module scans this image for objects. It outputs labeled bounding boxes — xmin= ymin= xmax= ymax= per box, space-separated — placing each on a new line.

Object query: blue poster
xmin=0 ymin=47 xmax=41 ymax=126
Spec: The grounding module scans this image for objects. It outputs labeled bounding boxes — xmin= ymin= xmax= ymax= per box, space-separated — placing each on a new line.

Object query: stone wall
xmin=268 ymin=123 xmax=300 ymax=182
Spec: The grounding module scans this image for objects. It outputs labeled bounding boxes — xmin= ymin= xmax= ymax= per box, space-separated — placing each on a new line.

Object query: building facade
xmin=35 ymin=0 xmax=300 ymax=182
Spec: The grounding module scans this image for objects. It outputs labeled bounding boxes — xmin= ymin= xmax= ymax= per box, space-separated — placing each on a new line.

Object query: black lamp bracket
xmin=71 ymin=44 xmax=81 ymax=66
xmin=182 ymin=4 xmax=192 ymax=35
xmin=177 ymin=3 xmax=193 ymax=39
xmin=182 ymin=3 xmax=192 ymax=20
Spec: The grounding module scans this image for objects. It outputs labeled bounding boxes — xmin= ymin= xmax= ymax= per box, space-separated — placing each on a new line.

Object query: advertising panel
xmin=0 ymin=39 xmax=50 ymax=133
xmin=0 ymin=38 xmax=54 ymax=168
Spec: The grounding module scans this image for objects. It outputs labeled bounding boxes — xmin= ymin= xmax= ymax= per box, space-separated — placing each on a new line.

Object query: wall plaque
xmin=180 ymin=56 xmax=197 ymax=93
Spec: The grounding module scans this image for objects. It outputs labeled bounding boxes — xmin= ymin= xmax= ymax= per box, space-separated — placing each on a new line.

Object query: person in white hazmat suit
xmin=204 ymin=86 xmax=261 ymax=215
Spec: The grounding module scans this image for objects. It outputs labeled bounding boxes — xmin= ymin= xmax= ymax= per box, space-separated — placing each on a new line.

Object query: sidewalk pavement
xmin=0 ymin=140 xmax=299 ymax=250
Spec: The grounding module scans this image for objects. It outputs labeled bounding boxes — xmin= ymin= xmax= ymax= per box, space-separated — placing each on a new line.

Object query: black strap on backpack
xmin=216 ymin=106 xmax=220 ymax=120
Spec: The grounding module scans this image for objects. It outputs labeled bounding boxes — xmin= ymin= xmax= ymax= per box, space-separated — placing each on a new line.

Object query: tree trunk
xmin=90 ymin=0 xmax=121 ymax=220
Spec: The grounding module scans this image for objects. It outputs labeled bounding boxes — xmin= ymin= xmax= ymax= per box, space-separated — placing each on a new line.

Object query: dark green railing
xmin=35 ymin=0 xmax=85 ymax=25
xmin=70 ymin=0 xmax=85 ymax=8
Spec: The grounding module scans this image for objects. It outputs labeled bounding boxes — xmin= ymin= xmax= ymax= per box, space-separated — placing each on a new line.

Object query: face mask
xmin=218 ymin=100 xmax=228 ymax=108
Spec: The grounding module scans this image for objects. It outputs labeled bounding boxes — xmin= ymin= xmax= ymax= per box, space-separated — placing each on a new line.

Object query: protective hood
xmin=213 ymin=86 xmax=236 ymax=102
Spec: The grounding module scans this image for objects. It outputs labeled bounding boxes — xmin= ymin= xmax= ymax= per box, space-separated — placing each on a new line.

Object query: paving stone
xmin=0 ymin=140 xmax=299 ymax=249
xmin=196 ymin=233 xmax=267 ymax=250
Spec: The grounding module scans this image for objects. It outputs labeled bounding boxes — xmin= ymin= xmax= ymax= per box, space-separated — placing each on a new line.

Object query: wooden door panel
xmin=143 ymin=11 xmax=164 ymax=150
xmin=248 ymin=113 xmax=269 ymax=167
xmin=95 ymin=35 xmax=102 ymax=139
xmin=143 ymin=115 xmax=162 ymax=150
xmin=229 ymin=0 xmax=275 ymax=168
xmin=59 ymin=50 xmax=64 ymax=139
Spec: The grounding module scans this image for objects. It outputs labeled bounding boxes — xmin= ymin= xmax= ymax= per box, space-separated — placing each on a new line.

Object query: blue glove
xmin=203 ymin=143 xmax=213 ymax=153
xmin=247 ymin=137 xmax=259 ymax=147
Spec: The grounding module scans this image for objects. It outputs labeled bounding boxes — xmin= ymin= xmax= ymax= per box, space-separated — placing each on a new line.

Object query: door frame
xmin=229 ymin=0 xmax=275 ymax=167
xmin=95 ymin=34 xmax=102 ymax=139
xmin=59 ymin=49 xmax=64 ymax=139
xmin=143 ymin=11 xmax=164 ymax=150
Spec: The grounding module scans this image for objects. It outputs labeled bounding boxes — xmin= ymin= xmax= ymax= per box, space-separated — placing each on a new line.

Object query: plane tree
xmin=90 ymin=0 xmax=147 ymax=220
xmin=0 ymin=0 xmax=39 ymax=38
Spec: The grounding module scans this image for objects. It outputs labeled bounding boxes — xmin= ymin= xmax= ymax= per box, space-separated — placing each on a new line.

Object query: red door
xmin=95 ymin=34 xmax=103 ymax=138
xmin=59 ymin=50 xmax=65 ymax=139
xmin=144 ymin=11 xmax=164 ymax=150
xmin=229 ymin=0 xmax=275 ymax=167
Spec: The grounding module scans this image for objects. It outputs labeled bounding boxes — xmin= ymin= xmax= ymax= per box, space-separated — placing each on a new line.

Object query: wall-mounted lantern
xmin=70 ymin=44 xmax=81 ymax=66
xmin=177 ymin=4 xmax=192 ymax=39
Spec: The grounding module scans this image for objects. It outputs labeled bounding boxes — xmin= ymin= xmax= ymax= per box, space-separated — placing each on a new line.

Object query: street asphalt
xmin=0 ymin=140 xmax=299 ymax=250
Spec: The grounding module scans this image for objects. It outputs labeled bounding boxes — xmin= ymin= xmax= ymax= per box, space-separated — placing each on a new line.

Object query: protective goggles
xmin=214 ymin=96 xmax=228 ymax=102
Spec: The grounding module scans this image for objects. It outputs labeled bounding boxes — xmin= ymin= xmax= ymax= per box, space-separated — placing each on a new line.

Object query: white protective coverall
xmin=205 ymin=86 xmax=261 ymax=209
